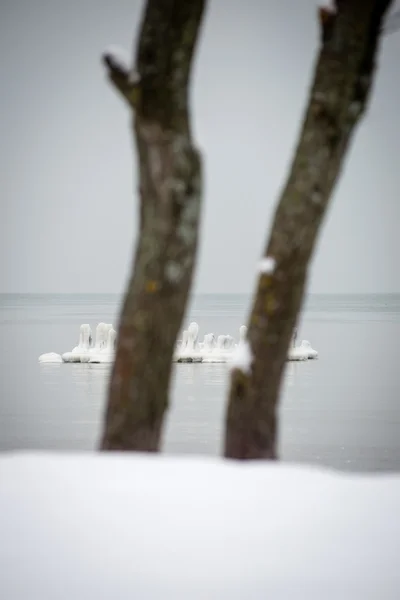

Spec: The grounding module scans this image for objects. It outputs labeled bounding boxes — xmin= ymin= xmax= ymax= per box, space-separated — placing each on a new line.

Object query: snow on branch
xmin=259 ymin=256 xmax=276 ymax=275
xmin=229 ymin=342 xmax=253 ymax=375
xmin=104 ymin=45 xmax=130 ymax=72
xmin=102 ymin=45 xmax=140 ymax=106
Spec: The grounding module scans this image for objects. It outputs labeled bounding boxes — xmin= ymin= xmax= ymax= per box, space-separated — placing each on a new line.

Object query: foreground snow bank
xmin=0 ymin=452 xmax=399 ymax=599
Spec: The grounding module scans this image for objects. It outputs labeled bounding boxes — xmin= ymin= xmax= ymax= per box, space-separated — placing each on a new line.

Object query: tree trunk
xmin=224 ymin=0 xmax=393 ymax=460
xmin=100 ymin=0 xmax=206 ymax=451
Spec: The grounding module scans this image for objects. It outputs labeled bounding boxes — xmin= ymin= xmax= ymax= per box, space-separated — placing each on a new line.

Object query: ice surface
xmin=0 ymin=452 xmax=399 ymax=599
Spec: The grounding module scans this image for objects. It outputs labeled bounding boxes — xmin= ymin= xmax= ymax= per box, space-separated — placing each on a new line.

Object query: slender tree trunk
xmin=100 ymin=0 xmax=206 ymax=451
xmin=224 ymin=0 xmax=393 ymax=460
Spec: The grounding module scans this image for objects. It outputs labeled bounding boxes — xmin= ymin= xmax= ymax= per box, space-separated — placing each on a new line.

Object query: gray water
xmin=1 ymin=293 xmax=399 ymax=472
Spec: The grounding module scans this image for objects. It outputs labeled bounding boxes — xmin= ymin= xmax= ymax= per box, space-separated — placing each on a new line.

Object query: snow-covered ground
xmin=0 ymin=452 xmax=399 ymax=599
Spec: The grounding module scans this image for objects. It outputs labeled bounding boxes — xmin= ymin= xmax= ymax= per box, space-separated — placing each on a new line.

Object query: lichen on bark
xmin=224 ymin=0 xmax=393 ymax=460
xmin=100 ymin=0 xmax=206 ymax=452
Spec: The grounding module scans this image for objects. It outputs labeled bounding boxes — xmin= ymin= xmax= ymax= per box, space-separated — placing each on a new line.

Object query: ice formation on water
xmin=61 ymin=324 xmax=92 ymax=363
xmin=173 ymin=321 xmax=319 ymax=364
xmin=300 ymin=339 xmax=318 ymax=359
xmin=38 ymin=320 xmax=318 ymax=365
xmin=92 ymin=322 xmax=107 ymax=353
xmin=237 ymin=324 xmax=248 ymax=347
xmin=38 ymin=322 xmax=115 ymax=364
xmin=175 ymin=322 xmax=318 ymax=364
xmin=174 ymin=329 xmax=189 ymax=360
xmin=38 ymin=352 xmax=63 ymax=364
xmin=287 ymin=328 xmax=318 ymax=361
xmin=88 ymin=327 xmax=117 ymax=364
xmin=202 ymin=335 xmax=228 ymax=363
xmin=200 ymin=333 xmax=216 ymax=353
xmin=287 ymin=345 xmax=308 ymax=361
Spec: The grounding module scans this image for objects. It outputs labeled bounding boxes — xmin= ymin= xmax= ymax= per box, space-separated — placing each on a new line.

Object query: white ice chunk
xmin=38 ymin=352 xmax=62 ymax=364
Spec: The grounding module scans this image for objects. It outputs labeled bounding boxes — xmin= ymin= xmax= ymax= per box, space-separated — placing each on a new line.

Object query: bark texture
xmin=224 ymin=0 xmax=393 ymax=460
xmin=100 ymin=0 xmax=205 ymax=451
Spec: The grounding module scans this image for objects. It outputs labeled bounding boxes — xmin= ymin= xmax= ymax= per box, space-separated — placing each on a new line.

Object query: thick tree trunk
xmin=100 ymin=0 xmax=206 ymax=451
xmin=224 ymin=0 xmax=392 ymax=460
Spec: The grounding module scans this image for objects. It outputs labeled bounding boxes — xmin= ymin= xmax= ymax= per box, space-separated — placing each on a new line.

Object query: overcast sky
xmin=1 ymin=0 xmax=399 ymax=294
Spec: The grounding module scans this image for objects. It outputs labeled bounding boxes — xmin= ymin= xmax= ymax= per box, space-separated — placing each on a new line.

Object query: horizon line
xmin=1 ymin=291 xmax=400 ymax=296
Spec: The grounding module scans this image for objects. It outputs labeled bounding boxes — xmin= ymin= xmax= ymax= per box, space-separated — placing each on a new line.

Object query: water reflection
xmin=175 ymin=362 xmax=228 ymax=388
xmin=5 ymin=289 xmax=400 ymax=471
